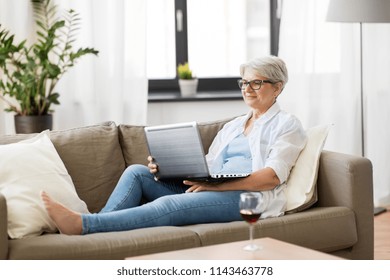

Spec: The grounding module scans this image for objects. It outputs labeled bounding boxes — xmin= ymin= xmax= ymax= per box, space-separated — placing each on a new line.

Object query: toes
xmin=40 ymin=190 xmax=50 ymax=202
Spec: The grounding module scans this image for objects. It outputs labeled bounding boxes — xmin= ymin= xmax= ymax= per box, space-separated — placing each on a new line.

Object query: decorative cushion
xmin=0 ymin=131 xmax=89 ymax=239
xmin=285 ymin=125 xmax=331 ymax=213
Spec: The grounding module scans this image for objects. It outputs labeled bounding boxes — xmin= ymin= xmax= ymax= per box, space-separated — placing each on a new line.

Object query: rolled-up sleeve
xmin=264 ymin=118 xmax=307 ymax=184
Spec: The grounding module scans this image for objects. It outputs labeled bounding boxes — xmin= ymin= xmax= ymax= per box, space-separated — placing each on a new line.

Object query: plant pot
xmin=14 ymin=114 xmax=53 ymax=134
xmin=178 ymin=79 xmax=198 ymax=97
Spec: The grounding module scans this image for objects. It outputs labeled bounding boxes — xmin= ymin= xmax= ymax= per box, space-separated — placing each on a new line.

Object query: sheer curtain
xmin=364 ymin=25 xmax=390 ymax=207
xmin=0 ymin=0 xmax=148 ymax=134
xmin=278 ymin=0 xmax=390 ymax=206
xmin=0 ymin=0 xmax=35 ymax=133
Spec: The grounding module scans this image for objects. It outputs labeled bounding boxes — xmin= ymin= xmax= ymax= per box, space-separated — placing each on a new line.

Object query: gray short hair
xmin=240 ymin=56 xmax=288 ymax=89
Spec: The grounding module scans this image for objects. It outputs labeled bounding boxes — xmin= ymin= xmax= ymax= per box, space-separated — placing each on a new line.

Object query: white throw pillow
xmin=285 ymin=125 xmax=331 ymax=213
xmin=0 ymin=131 xmax=89 ymax=239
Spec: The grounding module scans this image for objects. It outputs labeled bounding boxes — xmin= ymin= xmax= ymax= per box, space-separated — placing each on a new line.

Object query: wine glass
xmin=239 ymin=192 xmax=264 ymax=251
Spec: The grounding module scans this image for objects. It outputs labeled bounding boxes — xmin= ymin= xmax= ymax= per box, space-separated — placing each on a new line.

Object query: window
xmin=147 ymin=0 xmax=281 ymax=93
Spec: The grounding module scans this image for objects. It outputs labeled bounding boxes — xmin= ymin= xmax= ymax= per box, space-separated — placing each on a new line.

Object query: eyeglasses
xmin=237 ymin=79 xmax=274 ymax=90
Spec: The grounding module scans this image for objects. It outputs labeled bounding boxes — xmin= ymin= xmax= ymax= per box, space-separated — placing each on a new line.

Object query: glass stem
xmin=249 ymin=224 xmax=254 ymax=243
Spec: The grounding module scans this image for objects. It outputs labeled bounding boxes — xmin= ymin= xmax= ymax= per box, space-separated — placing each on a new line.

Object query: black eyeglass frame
xmin=237 ymin=79 xmax=275 ymax=91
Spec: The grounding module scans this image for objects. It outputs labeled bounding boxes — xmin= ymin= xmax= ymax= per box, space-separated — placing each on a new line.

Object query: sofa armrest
xmin=0 ymin=193 xmax=8 ymax=259
xmin=317 ymin=150 xmax=373 ymax=259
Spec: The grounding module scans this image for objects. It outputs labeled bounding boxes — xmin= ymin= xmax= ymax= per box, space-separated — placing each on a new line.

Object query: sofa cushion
xmin=186 ymin=206 xmax=357 ymax=253
xmin=118 ymin=118 xmax=233 ymax=167
xmin=49 ymin=122 xmax=126 ymax=213
xmin=198 ymin=117 xmax=235 ymax=153
xmin=0 ymin=131 xmax=89 ymax=239
xmin=8 ymin=227 xmax=201 ymax=260
xmin=118 ymin=125 xmax=149 ymax=166
xmin=0 ymin=122 xmax=125 ymax=213
xmin=285 ymin=125 xmax=330 ymax=213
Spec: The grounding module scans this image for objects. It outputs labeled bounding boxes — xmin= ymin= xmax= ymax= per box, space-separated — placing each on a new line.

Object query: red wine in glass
xmin=240 ymin=209 xmax=261 ymax=224
xmin=239 ymin=192 xmax=264 ymax=251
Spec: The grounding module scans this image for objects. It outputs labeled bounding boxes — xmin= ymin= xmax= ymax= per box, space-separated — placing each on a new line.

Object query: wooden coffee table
xmin=126 ymin=237 xmax=342 ymax=260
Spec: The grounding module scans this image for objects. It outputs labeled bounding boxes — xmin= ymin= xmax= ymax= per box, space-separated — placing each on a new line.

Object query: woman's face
xmin=241 ymin=68 xmax=281 ymax=113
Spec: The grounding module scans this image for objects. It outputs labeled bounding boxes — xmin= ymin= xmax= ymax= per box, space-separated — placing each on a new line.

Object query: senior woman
xmin=41 ymin=56 xmax=307 ymax=235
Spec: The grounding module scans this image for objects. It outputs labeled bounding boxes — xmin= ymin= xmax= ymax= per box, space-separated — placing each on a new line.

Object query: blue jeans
xmin=81 ymin=164 xmax=243 ymax=234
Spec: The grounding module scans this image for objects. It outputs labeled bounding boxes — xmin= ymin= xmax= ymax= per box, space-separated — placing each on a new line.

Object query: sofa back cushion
xmin=118 ymin=118 xmax=233 ymax=167
xmin=118 ymin=125 xmax=149 ymax=166
xmin=49 ymin=122 xmax=126 ymax=212
xmin=198 ymin=117 xmax=235 ymax=153
xmin=0 ymin=122 xmax=126 ymax=213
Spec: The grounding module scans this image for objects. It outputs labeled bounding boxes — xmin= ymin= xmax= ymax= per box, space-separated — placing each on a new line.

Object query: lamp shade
xmin=327 ymin=0 xmax=390 ymax=23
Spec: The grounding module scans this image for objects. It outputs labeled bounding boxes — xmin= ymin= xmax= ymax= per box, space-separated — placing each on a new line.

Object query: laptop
xmin=144 ymin=122 xmax=250 ymax=182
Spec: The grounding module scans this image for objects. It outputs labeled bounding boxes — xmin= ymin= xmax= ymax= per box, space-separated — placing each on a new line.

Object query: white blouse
xmin=206 ymin=102 xmax=307 ymax=218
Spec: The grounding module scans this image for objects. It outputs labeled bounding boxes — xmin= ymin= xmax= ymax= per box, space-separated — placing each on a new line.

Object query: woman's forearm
xmin=184 ymin=168 xmax=280 ymax=193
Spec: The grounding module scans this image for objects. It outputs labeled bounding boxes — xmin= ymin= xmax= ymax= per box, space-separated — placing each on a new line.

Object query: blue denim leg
xmin=82 ymin=189 xmax=244 ymax=234
xmin=99 ymin=164 xmax=188 ymax=213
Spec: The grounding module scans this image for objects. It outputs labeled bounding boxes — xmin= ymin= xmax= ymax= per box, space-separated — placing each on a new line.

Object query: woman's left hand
xmin=183 ymin=180 xmax=221 ymax=193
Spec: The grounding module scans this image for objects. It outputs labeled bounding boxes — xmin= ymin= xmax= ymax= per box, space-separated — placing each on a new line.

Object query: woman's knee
xmin=120 ymin=164 xmax=152 ymax=182
xmin=124 ymin=164 xmax=150 ymax=176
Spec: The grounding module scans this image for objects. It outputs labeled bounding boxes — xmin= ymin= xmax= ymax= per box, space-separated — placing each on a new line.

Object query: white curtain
xmin=364 ymin=24 xmax=390 ymax=207
xmin=0 ymin=0 xmax=148 ymax=134
xmin=0 ymin=0 xmax=35 ymax=133
xmin=278 ymin=0 xmax=390 ymax=206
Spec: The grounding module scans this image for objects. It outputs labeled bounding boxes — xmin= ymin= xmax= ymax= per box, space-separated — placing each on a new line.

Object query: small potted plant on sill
xmin=0 ymin=0 xmax=99 ymax=133
xmin=177 ymin=62 xmax=198 ymax=97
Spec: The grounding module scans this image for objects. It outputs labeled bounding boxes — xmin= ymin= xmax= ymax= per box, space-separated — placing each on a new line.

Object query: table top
xmin=126 ymin=237 xmax=343 ymax=260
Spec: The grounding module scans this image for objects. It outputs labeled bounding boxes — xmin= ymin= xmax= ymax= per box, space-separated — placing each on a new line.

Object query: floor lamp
xmin=326 ymin=0 xmax=390 ymax=215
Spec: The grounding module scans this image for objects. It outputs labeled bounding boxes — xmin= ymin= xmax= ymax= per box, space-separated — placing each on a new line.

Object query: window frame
xmin=148 ymin=0 xmax=281 ymax=94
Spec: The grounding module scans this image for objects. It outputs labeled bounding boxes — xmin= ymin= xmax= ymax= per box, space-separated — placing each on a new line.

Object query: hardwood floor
xmin=374 ymin=206 xmax=390 ymax=260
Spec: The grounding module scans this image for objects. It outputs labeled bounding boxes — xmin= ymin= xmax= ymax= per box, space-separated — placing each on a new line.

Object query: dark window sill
xmin=148 ymin=91 xmax=242 ymax=103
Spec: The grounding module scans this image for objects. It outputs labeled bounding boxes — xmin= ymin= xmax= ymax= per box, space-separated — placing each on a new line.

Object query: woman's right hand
xmin=147 ymin=156 xmax=158 ymax=175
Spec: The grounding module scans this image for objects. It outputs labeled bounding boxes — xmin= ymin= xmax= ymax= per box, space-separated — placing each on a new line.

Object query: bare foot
xmin=41 ymin=191 xmax=83 ymax=235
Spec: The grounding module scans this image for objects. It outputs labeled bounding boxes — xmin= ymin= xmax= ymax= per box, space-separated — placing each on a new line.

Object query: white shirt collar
xmin=244 ymin=102 xmax=281 ymax=126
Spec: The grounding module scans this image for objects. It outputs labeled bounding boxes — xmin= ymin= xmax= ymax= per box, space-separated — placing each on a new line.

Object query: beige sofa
xmin=0 ymin=120 xmax=374 ymax=260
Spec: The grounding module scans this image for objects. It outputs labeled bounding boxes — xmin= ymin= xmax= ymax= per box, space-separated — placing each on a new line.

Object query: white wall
xmin=147 ymin=100 xmax=248 ymax=125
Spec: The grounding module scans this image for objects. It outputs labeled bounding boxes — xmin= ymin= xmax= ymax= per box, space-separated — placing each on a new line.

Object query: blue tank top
xmin=211 ymin=133 xmax=252 ymax=174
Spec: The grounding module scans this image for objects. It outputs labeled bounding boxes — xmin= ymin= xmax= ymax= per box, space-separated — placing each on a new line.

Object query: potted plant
xmin=177 ymin=62 xmax=198 ymax=97
xmin=0 ymin=0 xmax=98 ymax=133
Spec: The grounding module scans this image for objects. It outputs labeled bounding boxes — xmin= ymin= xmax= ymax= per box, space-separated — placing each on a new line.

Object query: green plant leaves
xmin=177 ymin=62 xmax=194 ymax=79
xmin=0 ymin=0 xmax=99 ymax=116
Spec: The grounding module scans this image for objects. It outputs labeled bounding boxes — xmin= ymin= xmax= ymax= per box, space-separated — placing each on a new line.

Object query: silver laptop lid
xmin=144 ymin=122 xmax=210 ymax=180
